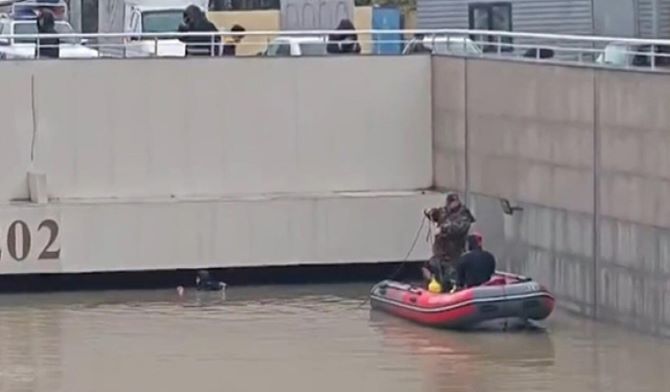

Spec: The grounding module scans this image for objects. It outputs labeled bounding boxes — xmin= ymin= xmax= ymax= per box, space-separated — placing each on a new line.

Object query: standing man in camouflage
xmin=421 ymin=193 xmax=476 ymax=292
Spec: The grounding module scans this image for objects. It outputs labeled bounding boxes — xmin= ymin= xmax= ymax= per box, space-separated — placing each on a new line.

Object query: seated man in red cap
xmin=421 ymin=193 xmax=476 ymax=292
xmin=455 ymin=232 xmax=496 ymax=289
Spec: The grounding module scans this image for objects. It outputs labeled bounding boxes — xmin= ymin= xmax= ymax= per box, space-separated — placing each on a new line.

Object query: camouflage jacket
xmin=425 ymin=205 xmax=476 ymax=259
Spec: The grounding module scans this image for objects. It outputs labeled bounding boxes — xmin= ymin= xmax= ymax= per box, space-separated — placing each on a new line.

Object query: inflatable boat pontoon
xmin=369 ymin=272 xmax=555 ymax=329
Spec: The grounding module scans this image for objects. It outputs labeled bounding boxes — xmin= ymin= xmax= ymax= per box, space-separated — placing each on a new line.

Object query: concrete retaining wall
xmin=2 ymin=56 xmax=432 ymax=201
xmin=0 ymin=192 xmax=440 ymax=275
xmin=0 ymin=63 xmax=34 ymax=202
xmin=0 ymin=55 xmax=437 ymax=275
xmin=433 ymin=56 xmax=670 ymax=336
xmin=597 ymin=70 xmax=670 ymax=336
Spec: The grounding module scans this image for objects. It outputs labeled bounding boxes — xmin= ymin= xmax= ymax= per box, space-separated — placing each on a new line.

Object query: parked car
xmin=403 ymin=35 xmax=482 ymax=56
xmin=0 ymin=16 xmax=99 ymax=59
xmin=596 ymin=42 xmax=670 ymax=68
xmin=263 ymin=36 xmax=328 ymax=57
xmin=121 ymin=0 xmax=209 ymax=58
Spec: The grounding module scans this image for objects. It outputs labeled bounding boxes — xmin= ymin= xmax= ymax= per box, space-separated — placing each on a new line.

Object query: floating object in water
xmin=196 ymin=281 xmax=227 ymax=291
xmin=195 ymin=270 xmax=226 ymax=291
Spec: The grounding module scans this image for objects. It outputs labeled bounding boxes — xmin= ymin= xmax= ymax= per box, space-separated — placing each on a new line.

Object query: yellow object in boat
xmin=428 ymin=277 xmax=442 ymax=293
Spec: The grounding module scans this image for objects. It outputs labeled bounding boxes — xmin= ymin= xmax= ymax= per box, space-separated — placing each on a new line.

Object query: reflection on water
xmin=0 ymin=283 xmax=668 ymax=392
xmin=0 ymin=306 xmax=62 ymax=392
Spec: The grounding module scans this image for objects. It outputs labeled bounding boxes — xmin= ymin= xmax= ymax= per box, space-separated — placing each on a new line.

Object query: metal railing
xmin=1 ymin=28 xmax=670 ymax=70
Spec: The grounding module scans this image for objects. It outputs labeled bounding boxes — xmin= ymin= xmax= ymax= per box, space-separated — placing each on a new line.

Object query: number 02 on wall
xmin=0 ymin=219 xmax=61 ymax=262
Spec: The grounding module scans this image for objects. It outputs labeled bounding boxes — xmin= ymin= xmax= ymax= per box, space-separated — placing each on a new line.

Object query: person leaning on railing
xmin=177 ymin=5 xmax=220 ymax=57
xmin=222 ymin=24 xmax=245 ymax=56
xmin=36 ymin=9 xmax=59 ymax=59
xmin=326 ymin=19 xmax=361 ymax=55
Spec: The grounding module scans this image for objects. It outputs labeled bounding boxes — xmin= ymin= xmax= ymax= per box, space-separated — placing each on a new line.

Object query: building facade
xmin=417 ymin=0 xmax=670 ymax=39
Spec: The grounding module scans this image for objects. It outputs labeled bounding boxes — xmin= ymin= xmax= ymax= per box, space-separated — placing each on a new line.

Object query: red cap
xmin=470 ymin=231 xmax=483 ymax=247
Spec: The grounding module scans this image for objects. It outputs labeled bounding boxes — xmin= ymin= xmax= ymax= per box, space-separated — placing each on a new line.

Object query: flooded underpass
xmin=0 ymin=283 xmax=669 ymax=392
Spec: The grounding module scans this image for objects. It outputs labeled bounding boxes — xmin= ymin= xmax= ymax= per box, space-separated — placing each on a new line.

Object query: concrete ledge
xmin=0 ymin=190 xmax=442 ymax=275
xmin=27 ymin=171 xmax=48 ymax=204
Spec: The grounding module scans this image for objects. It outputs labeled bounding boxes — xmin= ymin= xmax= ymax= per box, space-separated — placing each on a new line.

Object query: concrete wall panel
xmin=0 ymin=192 xmax=441 ymax=275
xmin=597 ymin=217 xmax=670 ymax=334
xmin=0 ymin=64 xmax=34 ymax=201
xmin=465 ymin=60 xmax=595 ymax=214
xmin=598 ymin=70 xmax=670 ymax=227
xmin=30 ymin=57 xmax=432 ymax=200
xmin=431 ymin=56 xmax=466 ymax=191
xmin=467 ymin=193 xmax=595 ymax=315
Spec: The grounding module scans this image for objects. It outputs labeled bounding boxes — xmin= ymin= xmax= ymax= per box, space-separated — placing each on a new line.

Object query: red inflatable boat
xmin=369 ymin=272 xmax=555 ymax=329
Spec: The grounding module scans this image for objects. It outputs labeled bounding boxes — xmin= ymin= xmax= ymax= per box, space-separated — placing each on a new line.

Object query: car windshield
xmin=266 ymin=41 xmax=290 ymax=56
xmin=142 ymin=10 xmax=183 ymax=34
xmin=299 ymin=42 xmax=326 ymax=56
xmin=425 ymin=37 xmax=482 ymax=55
xmin=597 ymin=43 xmax=633 ymax=65
xmin=13 ymin=22 xmax=79 ymax=44
xmin=448 ymin=40 xmax=480 ymax=55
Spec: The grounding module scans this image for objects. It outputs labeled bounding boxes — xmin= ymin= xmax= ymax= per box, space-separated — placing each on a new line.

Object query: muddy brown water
xmin=0 ymin=283 xmax=668 ymax=392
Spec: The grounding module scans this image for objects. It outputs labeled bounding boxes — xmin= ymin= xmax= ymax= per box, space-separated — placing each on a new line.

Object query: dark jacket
xmin=327 ymin=19 xmax=361 ymax=54
xmin=456 ymin=248 xmax=496 ymax=288
xmin=37 ymin=11 xmax=59 ymax=59
xmin=222 ymin=42 xmax=236 ymax=56
xmin=178 ymin=6 xmax=220 ymax=57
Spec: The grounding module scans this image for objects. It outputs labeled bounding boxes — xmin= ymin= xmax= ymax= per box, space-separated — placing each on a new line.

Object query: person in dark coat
xmin=421 ymin=193 xmax=476 ymax=291
xmin=326 ymin=19 xmax=361 ymax=54
xmin=178 ymin=5 xmax=220 ymax=57
xmin=456 ymin=232 xmax=496 ymax=288
xmin=36 ymin=10 xmax=59 ymax=59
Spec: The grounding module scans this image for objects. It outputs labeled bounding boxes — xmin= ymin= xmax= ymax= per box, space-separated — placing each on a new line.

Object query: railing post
xmin=497 ymin=35 xmax=501 ymax=55
xmin=154 ymin=36 xmax=158 ymax=57
xmin=651 ymin=45 xmax=656 ymax=69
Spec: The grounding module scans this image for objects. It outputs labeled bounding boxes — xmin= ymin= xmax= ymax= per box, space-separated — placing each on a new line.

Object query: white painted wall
xmin=22 ymin=56 xmax=432 ymax=200
xmin=0 ymin=64 xmax=34 ymax=202
xmin=0 ymin=56 xmax=434 ymax=274
xmin=0 ymin=192 xmax=441 ymax=274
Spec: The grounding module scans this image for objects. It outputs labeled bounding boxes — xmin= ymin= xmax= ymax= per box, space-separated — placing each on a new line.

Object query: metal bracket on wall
xmin=500 ymin=198 xmax=523 ymax=216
